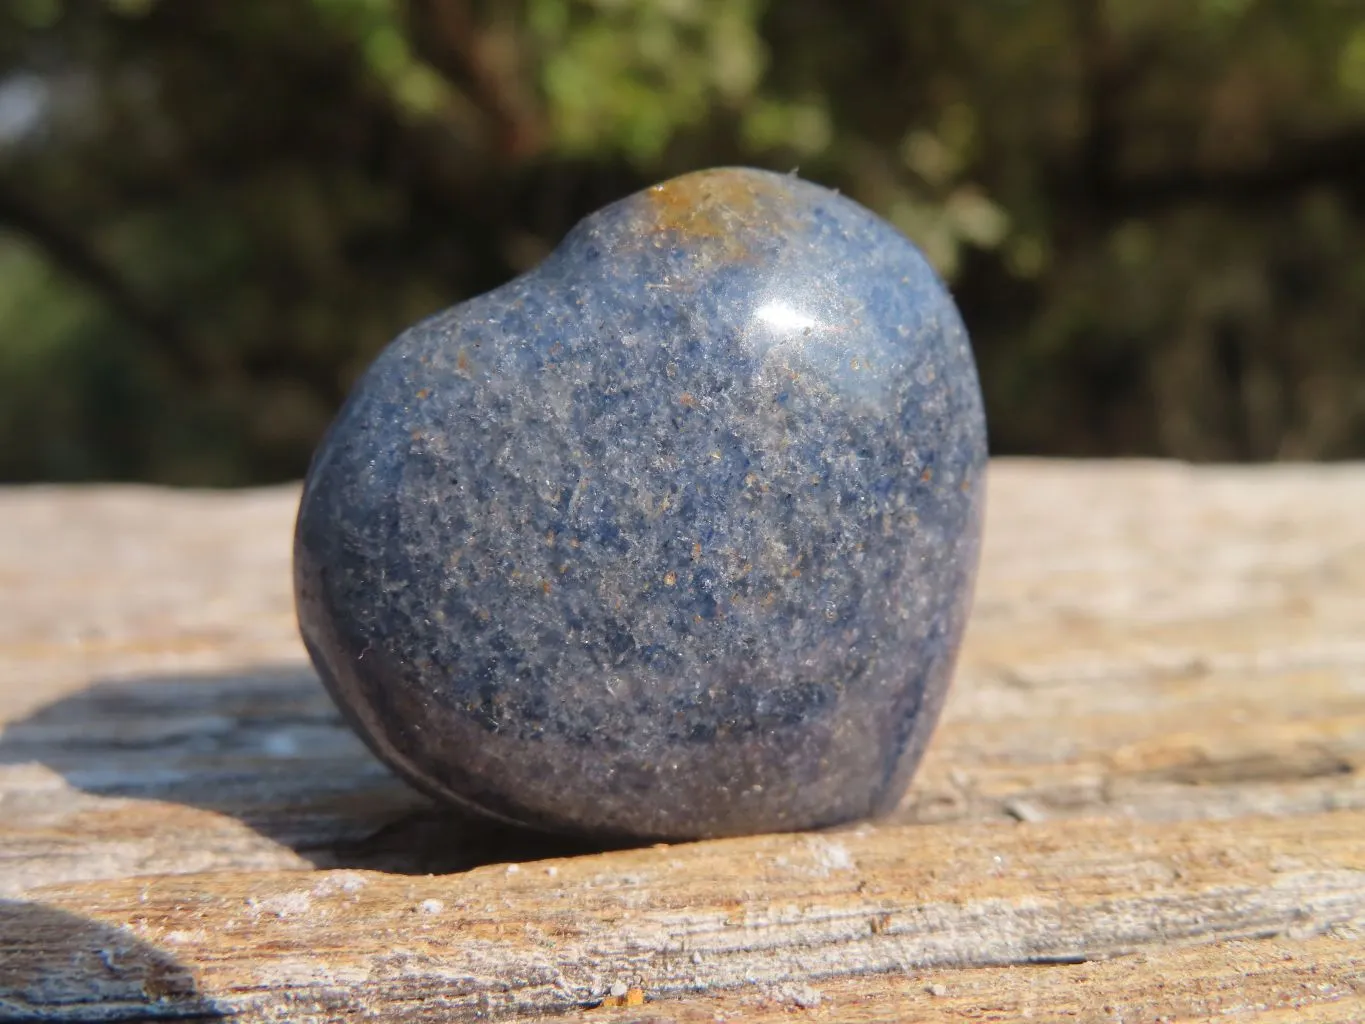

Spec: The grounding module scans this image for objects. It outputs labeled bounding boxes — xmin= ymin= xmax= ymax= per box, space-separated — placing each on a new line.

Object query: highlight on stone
xmin=293 ymin=167 xmax=987 ymax=841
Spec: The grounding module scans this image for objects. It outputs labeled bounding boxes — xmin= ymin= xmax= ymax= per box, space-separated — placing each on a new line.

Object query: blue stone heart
xmin=294 ymin=167 xmax=987 ymax=840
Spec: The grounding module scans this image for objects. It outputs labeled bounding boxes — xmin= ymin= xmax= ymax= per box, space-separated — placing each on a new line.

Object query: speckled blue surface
xmin=294 ymin=167 xmax=987 ymax=841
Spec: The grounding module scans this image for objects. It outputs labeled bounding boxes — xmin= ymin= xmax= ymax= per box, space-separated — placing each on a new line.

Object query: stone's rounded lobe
xmin=294 ymin=167 xmax=987 ymax=841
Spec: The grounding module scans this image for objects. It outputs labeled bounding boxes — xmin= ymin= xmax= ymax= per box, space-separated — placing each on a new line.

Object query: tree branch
xmin=1105 ymin=125 xmax=1365 ymax=212
xmin=1055 ymin=1 xmax=1365 ymax=219
xmin=0 ymin=178 xmax=206 ymax=382
xmin=404 ymin=0 xmax=545 ymax=160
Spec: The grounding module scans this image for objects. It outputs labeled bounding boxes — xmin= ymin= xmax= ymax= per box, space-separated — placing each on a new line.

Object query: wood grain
xmin=1 ymin=460 xmax=1363 ymax=1021
xmin=9 ymin=810 xmax=1365 ymax=1021
xmin=581 ymin=936 xmax=1365 ymax=1023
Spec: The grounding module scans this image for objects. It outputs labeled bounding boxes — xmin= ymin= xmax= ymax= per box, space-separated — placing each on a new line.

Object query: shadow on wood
xmin=0 ymin=669 xmax=628 ymax=883
xmin=0 ymin=899 xmax=219 ymax=1021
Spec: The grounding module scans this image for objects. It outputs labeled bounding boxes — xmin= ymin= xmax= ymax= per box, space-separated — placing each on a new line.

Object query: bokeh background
xmin=2 ymin=0 xmax=1364 ymax=485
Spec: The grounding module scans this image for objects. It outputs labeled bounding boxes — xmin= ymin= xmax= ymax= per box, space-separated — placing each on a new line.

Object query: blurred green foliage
xmin=1 ymin=0 xmax=1364 ymax=483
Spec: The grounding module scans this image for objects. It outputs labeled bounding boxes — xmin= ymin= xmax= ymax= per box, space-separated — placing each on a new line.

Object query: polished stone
xmin=294 ymin=167 xmax=987 ymax=841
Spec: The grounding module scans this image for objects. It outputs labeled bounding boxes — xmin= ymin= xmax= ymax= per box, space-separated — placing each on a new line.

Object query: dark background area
xmin=2 ymin=0 xmax=1363 ymax=485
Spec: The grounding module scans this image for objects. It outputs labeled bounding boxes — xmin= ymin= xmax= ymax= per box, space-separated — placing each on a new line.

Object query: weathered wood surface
xmin=2 ymin=460 xmax=1364 ymax=1021
xmin=9 ymin=811 xmax=1365 ymax=1022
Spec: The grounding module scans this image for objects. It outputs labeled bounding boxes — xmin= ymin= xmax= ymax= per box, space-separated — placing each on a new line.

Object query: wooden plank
xmin=2 ymin=461 xmax=1364 ymax=1020
xmin=2 ymin=463 xmax=1363 ymax=892
xmin=581 ymin=936 xmax=1365 ymax=1023
xmin=6 ymin=810 xmax=1364 ymax=1022
xmin=1 ymin=656 xmax=1361 ymax=895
